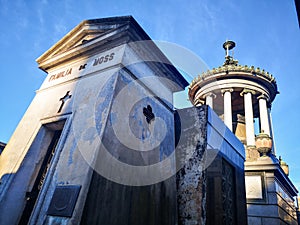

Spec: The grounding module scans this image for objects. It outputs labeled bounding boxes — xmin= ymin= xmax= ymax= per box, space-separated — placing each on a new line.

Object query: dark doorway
xmin=18 ymin=120 xmax=65 ymax=224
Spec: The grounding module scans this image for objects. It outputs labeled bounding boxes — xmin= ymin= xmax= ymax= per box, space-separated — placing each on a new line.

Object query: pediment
xmin=36 ymin=16 xmax=134 ymax=66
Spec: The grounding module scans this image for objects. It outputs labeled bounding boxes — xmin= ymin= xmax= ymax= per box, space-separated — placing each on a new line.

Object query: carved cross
xmin=143 ymin=105 xmax=155 ymax=124
xmin=57 ymin=91 xmax=72 ymax=113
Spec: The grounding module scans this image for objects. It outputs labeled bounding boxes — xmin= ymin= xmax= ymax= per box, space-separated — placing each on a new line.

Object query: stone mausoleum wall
xmin=176 ymin=106 xmax=247 ymax=225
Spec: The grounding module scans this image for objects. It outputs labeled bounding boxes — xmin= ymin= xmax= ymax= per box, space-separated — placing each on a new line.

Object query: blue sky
xmin=0 ymin=1 xmax=299 ymax=191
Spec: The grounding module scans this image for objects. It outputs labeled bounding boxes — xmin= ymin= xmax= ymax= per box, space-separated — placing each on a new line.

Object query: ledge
xmin=190 ymin=64 xmax=278 ymax=92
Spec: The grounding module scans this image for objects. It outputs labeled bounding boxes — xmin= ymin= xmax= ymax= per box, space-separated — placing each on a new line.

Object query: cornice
xmin=189 ymin=64 xmax=279 ymax=103
xmin=35 ymin=16 xmax=188 ymax=91
xmin=36 ymin=16 xmax=150 ymax=72
xmin=191 ymin=64 xmax=277 ymax=87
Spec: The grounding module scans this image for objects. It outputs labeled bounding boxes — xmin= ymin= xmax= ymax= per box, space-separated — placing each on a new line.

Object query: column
xmin=258 ymin=94 xmax=270 ymax=136
xmin=222 ymin=88 xmax=233 ymax=131
xmin=205 ymin=92 xmax=216 ymax=109
xmin=268 ymin=108 xmax=277 ymax=155
xmin=241 ymin=89 xmax=256 ymax=146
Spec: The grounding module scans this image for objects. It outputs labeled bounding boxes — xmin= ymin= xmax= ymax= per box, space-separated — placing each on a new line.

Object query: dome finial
xmin=223 ymin=40 xmax=238 ymax=66
xmin=223 ymin=40 xmax=235 ymax=56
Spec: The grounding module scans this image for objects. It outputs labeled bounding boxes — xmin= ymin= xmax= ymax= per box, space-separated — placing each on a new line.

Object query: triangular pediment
xmin=36 ymin=15 xmax=188 ymax=91
xmin=36 ymin=16 xmax=135 ymax=68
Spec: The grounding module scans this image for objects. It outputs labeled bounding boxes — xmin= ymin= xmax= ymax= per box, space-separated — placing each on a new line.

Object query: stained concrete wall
xmin=81 ymin=173 xmax=177 ymax=225
xmin=176 ymin=106 xmax=247 ymax=225
xmin=79 ymin=67 xmax=178 ymax=225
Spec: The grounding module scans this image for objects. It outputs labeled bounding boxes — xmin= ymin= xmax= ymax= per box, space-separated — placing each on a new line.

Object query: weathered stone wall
xmin=81 ymin=173 xmax=177 ymax=225
xmin=176 ymin=106 xmax=208 ymax=225
xmin=176 ymin=106 xmax=247 ymax=225
xmin=80 ymin=67 xmax=177 ymax=225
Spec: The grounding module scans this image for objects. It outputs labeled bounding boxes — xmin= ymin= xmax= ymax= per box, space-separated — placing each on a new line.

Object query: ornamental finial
xmin=223 ymin=40 xmax=238 ymax=66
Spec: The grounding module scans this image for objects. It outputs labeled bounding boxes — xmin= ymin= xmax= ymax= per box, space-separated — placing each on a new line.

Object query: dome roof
xmin=188 ymin=41 xmax=279 ymax=107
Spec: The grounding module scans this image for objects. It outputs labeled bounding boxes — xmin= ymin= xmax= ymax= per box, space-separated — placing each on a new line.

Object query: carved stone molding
xmin=221 ymin=88 xmax=234 ymax=96
xmin=194 ymin=98 xmax=204 ymax=106
xmin=203 ymin=92 xmax=217 ymax=99
xmin=257 ymin=93 xmax=269 ymax=101
xmin=240 ymin=88 xmax=256 ymax=96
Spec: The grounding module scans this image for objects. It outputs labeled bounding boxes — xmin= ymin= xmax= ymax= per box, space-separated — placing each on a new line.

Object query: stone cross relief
xmin=143 ymin=105 xmax=155 ymax=124
xmin=57 ymin=91 xmax=72 ymax=113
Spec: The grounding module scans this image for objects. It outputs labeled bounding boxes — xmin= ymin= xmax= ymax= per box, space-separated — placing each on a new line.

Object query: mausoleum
xmin=0 ymin=15 xmax=297 ymax=225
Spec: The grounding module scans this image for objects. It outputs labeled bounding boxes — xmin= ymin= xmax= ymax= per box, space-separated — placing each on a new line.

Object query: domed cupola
xmin=188 ymin=40 xmax=279 ymax=159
